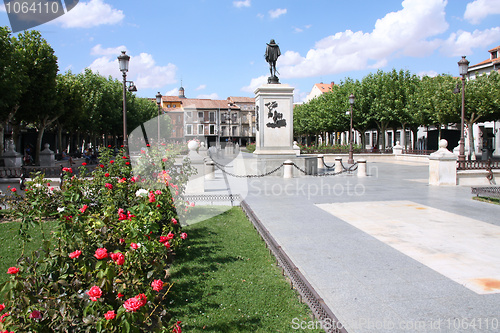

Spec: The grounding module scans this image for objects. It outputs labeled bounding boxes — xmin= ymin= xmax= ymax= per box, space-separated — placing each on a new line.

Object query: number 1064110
xmin=5 ymin=1 xmax=61 ymax=15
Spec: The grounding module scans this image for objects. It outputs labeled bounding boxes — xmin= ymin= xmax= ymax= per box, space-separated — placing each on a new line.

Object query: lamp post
xmin=348 ymin=93 xmax=355 ymax=164
xmin=458 ymin=56 xmax=469 ymax=163
xmin=118 ymin=51 xmax=131 ymax=152
xmin=227 ymin=104 xmax=232 ymax=144
xmin=156 ymin=92 xmax=162 ymax=144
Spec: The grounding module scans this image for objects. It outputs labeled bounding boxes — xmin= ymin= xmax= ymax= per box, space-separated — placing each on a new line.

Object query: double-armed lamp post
xmin=348 ymin=93 xmax=355 ymax=164
xmin=118 ymin=51 xmax=137 ymax=153
xmin=457 ymin=55 xmax=469 ymax=163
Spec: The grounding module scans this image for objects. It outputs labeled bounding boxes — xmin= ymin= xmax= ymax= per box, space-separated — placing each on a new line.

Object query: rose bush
xmin=0 ymin=144 xmax=193 ymax=332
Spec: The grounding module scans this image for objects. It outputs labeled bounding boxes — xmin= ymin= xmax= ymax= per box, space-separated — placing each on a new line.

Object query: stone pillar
xmin=429 ymin=139 xmax=457 ymax=186
xmin=317 ymin=154 xmax=325 ymax=169
xmin=184 ymin=140 xmax=205 ymax=194
xmin=283 ymin=160 xmax=293 ymax=179
xmin=39 ymin=143 xmax=55 ymax=167
xmin=393 ymin=141 xmax=403 ymax=155
xmin=205 ymin=160 xmax=215 ymax=180
xmin=254 ymin=84 xmax=295 ymax=155
xmin=198 ymin=142 xmax=208 ymax=158
xmin=335 ymin=157 xmax=343 ymax=173
xmin=2 ymin=141 xmax=23 ymax=167
xmin=357 ymin=159 xmax=367 ymax=177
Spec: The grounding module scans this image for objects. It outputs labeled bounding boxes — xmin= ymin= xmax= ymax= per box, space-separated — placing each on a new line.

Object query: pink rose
xmin=151 ymin=279 xmax=163 ymax=292
xmin=123 ymin=293 xmax=147 ymax=312
xmin=148 ymin=191 xmax=156 ymax=203
xmin=69 ymin=250 xmax=82 ymax=259
xmin=181 ymin=233 xmax=187 ymax=240
xmin=171 ymin=218 xmax=178 ymax=225
xmin=94 ymin=248 xmax=108 ymax=259
xmin=86 ymin=286 xmax=102 ymax=301
xmin=166 ymin=232 xmax=174 ymax=240
xmin=155 ymin=190 xmax=162 ymax=195
xmin=7 ymin=267 xmax=19 ymax=274
xmin=130 ymin=243 xmax=139 ymax=250
xmin=110 ymin=252 xmax=125 ymax=265
xmin=164 ymin=242 xmax=171 ymax=249
xmin=104 ymin=310 xmax=116 ymax=320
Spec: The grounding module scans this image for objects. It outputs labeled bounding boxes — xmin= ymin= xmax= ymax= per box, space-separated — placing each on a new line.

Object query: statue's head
xmin=270 ymin=39 xmax=275 ymax=44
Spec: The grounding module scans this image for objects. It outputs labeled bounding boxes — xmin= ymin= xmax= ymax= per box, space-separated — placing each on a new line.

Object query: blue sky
xmin=1 ymin=0 xmax=500 ymax=102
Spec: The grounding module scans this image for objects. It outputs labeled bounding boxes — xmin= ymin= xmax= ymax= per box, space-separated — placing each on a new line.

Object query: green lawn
xmin=168 ymin=207 xmax=322 ymax=332
xmin=0 ymin=217 xmax=58 ymax=285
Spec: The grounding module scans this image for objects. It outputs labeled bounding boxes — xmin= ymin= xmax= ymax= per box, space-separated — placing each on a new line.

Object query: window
xmin=186 ymin=124 xmax=192 ymax=135
xmin=173 ymin=104 xmax=176 ymax=108
xmin=186 ymin=111 xmax=192 ymax=119
xmin=197 ymin=124 xmax=204 ymax=135
xmin=221 ymin=126 xmax=227 ymax=136
xmin=209 ymin=112 xmax=215 ymax=122
xmin=231 ymin=113 xmax=237 ymax=123
xmin=167 ymin=104 xmax=171 ymax=108
xmin=198 ymin=112 xmax=204 ymax=121
xmin=492 ymin=51 xmax=498 ymax=59
xmin=209 ymin=124 xmax=215 ymax=135
xmin=232 ymin=126 xmax=237 ymax=136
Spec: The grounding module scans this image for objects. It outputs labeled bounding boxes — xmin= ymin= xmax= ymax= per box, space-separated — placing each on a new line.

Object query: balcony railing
xmin=457 ymin=159 xmax=500 ymax=171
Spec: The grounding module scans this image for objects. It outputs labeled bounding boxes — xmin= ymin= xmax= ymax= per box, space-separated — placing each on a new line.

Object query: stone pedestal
xmin=283 ymin=160 xmax=293 ymax=179
xmin=335 ymin=157 xmax=343 ymax=174
xmin=293 ymin=141 xmax=301 ymax=156
xmin=393 ymin=141 xmax=403 ymax=155
xmin=429 ymin=140 xmax=457 ymax=186
xmin=39 ymin=143 xmax=55 ymax=167
xmin=2 ymin=141 xmax=23 ymax=167
xmin=254 ymin=84 xmax=295 ymax=155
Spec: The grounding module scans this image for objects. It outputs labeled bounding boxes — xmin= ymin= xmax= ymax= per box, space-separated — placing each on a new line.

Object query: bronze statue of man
xmin=265 ymin=39 xmax=281 ymax=83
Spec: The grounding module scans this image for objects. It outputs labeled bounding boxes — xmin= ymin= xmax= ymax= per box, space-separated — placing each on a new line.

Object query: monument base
xmin=234 ymin=152 xmax=317 ymax=176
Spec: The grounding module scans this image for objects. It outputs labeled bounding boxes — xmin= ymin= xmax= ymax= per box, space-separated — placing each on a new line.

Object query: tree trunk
xmin=0 ymin=124 xmax=4 ymax=156
xmin=35 ymin=126 xmax=45 ymax=165
xmin=57 ymin=125 xmax=63 ymax=154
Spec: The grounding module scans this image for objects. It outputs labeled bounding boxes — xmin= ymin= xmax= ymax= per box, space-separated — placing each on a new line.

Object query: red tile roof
xmin=182 ymin=99 xmax=240 ymax=110
xmin=314 ymin=82 xmax=334 ymax=93
xmin=227 ymin=96 xmax=255 ymax=104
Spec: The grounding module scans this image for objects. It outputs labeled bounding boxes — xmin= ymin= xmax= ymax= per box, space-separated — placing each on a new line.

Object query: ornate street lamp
xmin=458 ymin=56 xmax=469 ymax=163
xmin=156 ymin=92 xmax=162 ymax=144
xmin=348 ymin=93 xmax=355 ymax=164
xmin=118 ymin=51 xmax=131 ymax=152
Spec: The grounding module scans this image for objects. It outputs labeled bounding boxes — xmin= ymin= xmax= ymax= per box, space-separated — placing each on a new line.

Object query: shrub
xmin=0 ymin=145 xmax=194 ymax=332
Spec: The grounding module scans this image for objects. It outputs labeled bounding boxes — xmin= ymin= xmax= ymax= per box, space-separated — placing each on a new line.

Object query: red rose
xmin=7 ymin=267 xmax=19 ymax=274
xmin=100 ymin=164 xmax=104 ymax=168
xmin=172 ymin=218 xmax=178 ymax=224
xmin=0 ymin=312 xmax=10 ymax=323
xmin=110 ymin=160 xmax=114 ymax=164
xmin=29 ymin=310 xmax=42 ymax=319
xmin=117 ymin=292 xmax=124 ymax=298
xmin=130 ymin=243 xmax=139 ymax=250
xmin=148 ymin=191 xmax=156 ymax=203
xmin=86 ymin=286 xmax=102 ymax=301
xmin=181 ymin=233 xmax=187 ymax=240
xmin=105 ymin=183 xmax=113 ymax=190
xmin=0 ymin=303 xmax=5 ymax=311
xmin=79 ymin=204 xmax=88 ymax=213
xmin=69 ymin=250 xmax=82 ymax=259
xmin=104 ymin=310 xmax=116 ymax=320
xmin=159 ymin=236 xmax=168 ymax=244
xmin=151 ymin=279 xmax=163 ymax=292
xmin=164 ymin=242 xmax=171 ymax=249
xmin=105 ymin=173 xmax=110 ymax=177
xmin=166 ymin=232 xmax=174 ymax=240
xmin=94 ymin=248 xmax=108 ymax=259
xmin=110 ymin=252 xmax=125 ymax=265
xmin=123 ymin=293 xmax=147 ymax=312
xmin=122 ymin=156 xmax=127 ymax=159
xmin=11 ymin=188 xmax=16 ymax=192
xmin=82 ymin=162 xmax=87 ymax=166
xmin=126 ymin=161 xmax=130 ymax=165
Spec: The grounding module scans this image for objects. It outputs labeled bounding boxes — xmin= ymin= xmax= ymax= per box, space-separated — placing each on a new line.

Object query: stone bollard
xmin=393 ymin=141 xmax=403 ymax=155
xmin=283 ymin=160 xmax=294 ymax=179
xmin=184 ymin=140 xmax=205 ymax=194
xmin=335 ymin=157 xmax=343 ymax=173
xmin=429 ymin=139 xmax=457 ymax=186
xmin=39 ymin=143 xmax=55 ymax=166
xmin=357 ymin=159 xmax=367 ymax=177
xmin=205 ymin=159 xmax=215 ymax=180
xmin=317 ymin=154 xmax=325 ymax=169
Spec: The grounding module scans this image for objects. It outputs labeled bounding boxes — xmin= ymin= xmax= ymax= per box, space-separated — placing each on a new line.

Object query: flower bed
xmin=0 ymin=145 xmax=194 ymax=332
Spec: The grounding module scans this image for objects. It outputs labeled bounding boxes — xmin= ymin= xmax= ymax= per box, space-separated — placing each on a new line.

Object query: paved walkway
xmin=203 ymin=154 xmax=500 ymax=332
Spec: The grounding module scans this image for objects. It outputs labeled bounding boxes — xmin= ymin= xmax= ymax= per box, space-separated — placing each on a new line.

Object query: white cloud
xmin=294 ymin=27 xmax=303 ymax=33
xmin=87 ymin=50 xmax=177 ymax=89
xmin=233 ymin=0 xmax=251 ymax=8
xmin=196 ymin=84 xmax=207 ymax=91
xmin=52 ymin=0 xmax=124 ymax=28
xmin=257 ymin=13 xmax=265 ymax=20
xmin=197 ymin=93 xmax=219 ymax=99
xmin=165 ymin=88 xmax=179 ymax=96
xmin=91 ymin=44 xmax=126 ymax=56
xmin=0 ymin=4 xmax=5 ymax=12
xmin=241 ymin=75 xmax=267 ymax=93
xmin=269 ymin=8 xmax=287 ymax=19
xmin=418 ymin=70 xmax=439 ymax=77
xmin=464 ymin=0 xmax=500 ymax=24
xmin=440 ymin=27 xmax=500 ymax=56
xmin=278 ymin=0 xmax=450 ymax=79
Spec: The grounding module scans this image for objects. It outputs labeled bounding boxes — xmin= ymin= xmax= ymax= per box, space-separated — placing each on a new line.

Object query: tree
xmin=12 ymin=30 xmax=59 ymax=164
xmin=0 ymin=26 xmax=27 ymax=154
xmin=464 ymin=70 xmax=500 ymax=158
